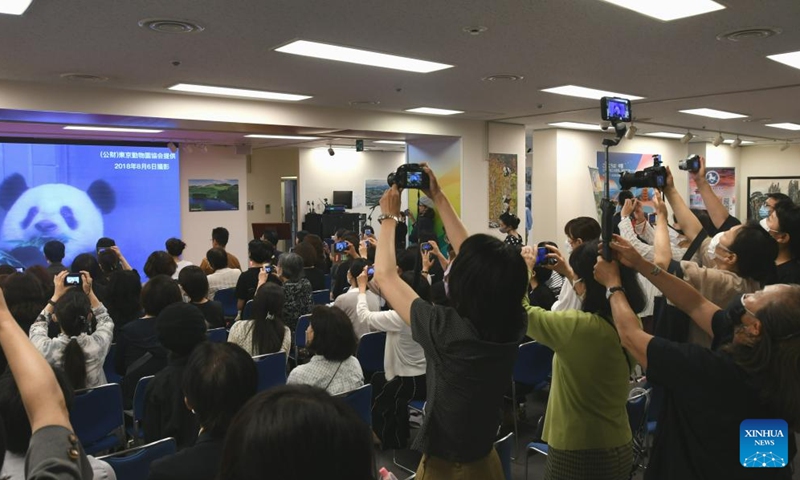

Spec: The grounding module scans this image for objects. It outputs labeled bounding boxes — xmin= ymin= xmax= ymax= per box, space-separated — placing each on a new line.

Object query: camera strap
xmin=682 ymin=229 xmax=708 ymax=264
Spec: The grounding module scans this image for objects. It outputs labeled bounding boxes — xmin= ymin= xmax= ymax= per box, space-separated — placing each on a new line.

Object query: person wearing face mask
xmin=498 ymin=210 xmax=523 ymax=246
xmin=596 ymin=235 xmax=799 ymax=480
xmin=617 ymin=198 xmax=703 ymax=264
xmin=764 ymin=202 xmax=800 ymax=284
xmin=758 ymin=192 xmax=793 ymax=222
xmin=546 ymin=217 xmax=601 ymax=312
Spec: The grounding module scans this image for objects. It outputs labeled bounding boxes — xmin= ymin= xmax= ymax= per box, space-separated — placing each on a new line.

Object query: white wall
xmin=246 ymin=148 xmax=300 ymax=231
xmin=180 ymin=146 xmax=249 ymax=267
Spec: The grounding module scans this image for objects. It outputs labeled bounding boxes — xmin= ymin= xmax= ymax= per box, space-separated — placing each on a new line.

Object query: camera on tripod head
xmin=387 ymin=163 xmax=430 ymax=190
xmin=619 ymin=155 xmax=667 ymax=190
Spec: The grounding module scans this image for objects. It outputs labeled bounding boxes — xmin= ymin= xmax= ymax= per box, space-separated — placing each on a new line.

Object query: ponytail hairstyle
xmin=249 ymin=283 xmax=286 ymax=356
xmin=54 ymin=289 xmax=92 ymax=390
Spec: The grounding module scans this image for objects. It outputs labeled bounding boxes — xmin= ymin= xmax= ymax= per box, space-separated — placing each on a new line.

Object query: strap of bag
xmin=125 ymin=352 xmax=153 ymax=375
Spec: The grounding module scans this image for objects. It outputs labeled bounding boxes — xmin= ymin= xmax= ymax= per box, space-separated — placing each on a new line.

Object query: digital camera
xmin=678 ymin=155 xmax=701 ymax=173
xmin=619 ymin=155 xmax=666 ymax=190
xmin=387 ymin=163 xmax=430 ymax=190
xmin=65 ymin=273 xmax=82 ymax=287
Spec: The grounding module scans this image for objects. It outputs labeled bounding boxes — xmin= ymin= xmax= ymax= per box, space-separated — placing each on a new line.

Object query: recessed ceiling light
xmin=374 ymin=140 xmax=406 ymax=145
xmin=548 ymin=122 xmax=601 ymax=131
xmin=768 ymin=50 xmax=800 ymax=71
xmin=679 ymin=108 xmax=747 ymax=119
xmin=348 ymin=100 xmax=381 ymax=106
xmin=723 ymin=139 xmax=754 ymax=145
xmin=598 ymin=0 xmax=725 ymax=21
xmin=644 ymin=132 xmax=686 ymax=139
xmin=168 ymin=83 xmax=311 ymax=101
xmin=482 ymin=74 xmax=524 ymax=82
xmin=0 ymin=0 xmax=33 ymax=15
xmin=275 ymin=40 xmax=453 ymax=73
xmin=717 ymin=27 xmax=782 ymax=42
xmin=60 ymin=73 xmax=109 ymax=83
xmin=541 ymin=85 xmax=644 ymax=101
xmin=138 ymin=18 xmax=205 ymax=34
xmin=405 ymin=107 xmax=464 ymax=116
xmin=766 ymin=123 xmax=800 ymax=131
xmin=244 ymin=134 xmax=321 ymax=140
xmin=462 ymin=26 xmax=489 ymax=35
xmin=64 ymin=126 xmax=164 ymax=133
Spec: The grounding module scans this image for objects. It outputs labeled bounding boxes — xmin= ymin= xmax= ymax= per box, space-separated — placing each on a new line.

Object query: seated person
xmin=104 ymin=270 xmax=143 ymax=339
xmin=294 ymin=241 xmax=325 ymax=291
xmin=179 ymin=266 xmax=225 ymax=329
xmin=228 ymin=282 xmax=291 ymax=357
xmin=144 ymin=251 xmax=177 ymax=279
xmin=287 ymin=306 xmax=363 ymax=395
xmin=199 ymin=227 xmax=242 ymax=274
xmin=43 ymin=240 xmax=68 ymax=278
xmin=333 ymin=258 xmax=380 ymax=338
xmin=144 ymin=303 xmax=207 ymax=449
xmin=148 ymin=342 xmax=257 ymax=480
xmin=218 ymin=385 xmax=374 ymax=480
xmin=166 ymin=238 xmax=193 ymax=279
xmin=29 ymin=271 xmax=114 ymax=390
xmin=205 ymin=248 xmax=241 ymax=301
xmin=235 ymin=239 xmax=276 ymax=314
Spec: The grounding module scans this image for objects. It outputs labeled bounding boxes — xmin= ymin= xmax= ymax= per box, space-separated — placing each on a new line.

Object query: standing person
xmin=198 ymin=227 xmax=241 ymax=275
xmin=374 ymin=164 xmax=528 ymax=480
xmin=165 ymin=238 xmax=192 ymax=279
xmin=765 ymin=202 xmax=800 ymax=284
xmin=277 ymin=253 xmax=313 ymax=331
xmin=332 ymin=258 xmax=381 ymax=337
xmin=43 ymin=240 xmax=68 ymax=277
xmin=498 ymin=210 xmax=523 ymax=247
xmin=407 ymin=196 xmax=436 ymax=246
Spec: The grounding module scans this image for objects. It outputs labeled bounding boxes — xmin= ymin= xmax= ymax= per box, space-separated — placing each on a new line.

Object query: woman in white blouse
xmin=356 ymin=268 xmax=427 ymax=450
xmin=228 ymin=273 xmax=291 ymax=357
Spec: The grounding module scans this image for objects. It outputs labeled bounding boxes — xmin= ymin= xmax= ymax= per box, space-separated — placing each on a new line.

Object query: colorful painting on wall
xmin=189 ymin=179 xmax=239 ymax=212
xmin=688 ymin=168 xmax=736 ymax=216
xmin=488 ymin=153 xmax=518 ymax=228
xmin=595 ymin=152 xmax=659 ymax=214
xmin=747 ymin=176 xmax=800 ymax=221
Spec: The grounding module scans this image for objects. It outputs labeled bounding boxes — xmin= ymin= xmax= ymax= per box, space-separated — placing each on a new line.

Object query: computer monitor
xmin=332 ymin=190 xmax=353 ymax=209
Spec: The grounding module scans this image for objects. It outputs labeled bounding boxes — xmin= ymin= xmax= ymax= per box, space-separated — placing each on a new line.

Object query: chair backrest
xmin=103 ymin=343 xmax=122 ymax=384
xmin=493 ymin=432 xmax=514 ymax=480
xmin=132 ymin=375 xmax=154 ymax=424
xmin=214 ymin=288 xmax=238 ymax=317
xmin=295 ymin=314 xmax=312 ymax=349
xmin=99 ymin=437 xmax=177 ymax=480
xmin=206 ymin=327 xmax=229 ymax=343
xmin=242 ymin=299 xmax=254 ymax=320
xmin=323 ymin=274 xmax=331 ymax=290
xmin=253 ymin=351 xmax=287 ymax=392
xmin=356 ymin=331 xmax=386 ymax=375
xmin=312 ymin=289 xmax=330 ymax=305
xmin=513 ymin=341 xmax=554 ymax=387
xmin=337 ymin=384 xmax=373 ymax=427
xmin=627 ymin=387 xmax=651 ymax=439
xmin=70 ymin=383 xmax=125 ymax=453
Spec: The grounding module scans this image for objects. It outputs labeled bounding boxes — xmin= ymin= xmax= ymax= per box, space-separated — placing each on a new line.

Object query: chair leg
xmin=511 ymin=380 xmax=519 ymax=461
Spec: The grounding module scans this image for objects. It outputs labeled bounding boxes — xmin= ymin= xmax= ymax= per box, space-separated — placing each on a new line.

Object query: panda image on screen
xmin=0 ymin=173 xmax=115 ymax=267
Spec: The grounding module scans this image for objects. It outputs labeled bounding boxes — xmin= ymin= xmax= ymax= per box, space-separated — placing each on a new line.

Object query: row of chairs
xmin=223 ymin=287 xmax=332 ymax=322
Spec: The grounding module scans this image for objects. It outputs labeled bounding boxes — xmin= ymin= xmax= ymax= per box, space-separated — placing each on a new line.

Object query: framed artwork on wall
xmin=746 ymin=176 xmax=800 ymax=221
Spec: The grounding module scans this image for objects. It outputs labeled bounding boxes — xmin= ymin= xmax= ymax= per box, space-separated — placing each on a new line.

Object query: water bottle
xmin=378 ymin=467 xmax=398 ymax=480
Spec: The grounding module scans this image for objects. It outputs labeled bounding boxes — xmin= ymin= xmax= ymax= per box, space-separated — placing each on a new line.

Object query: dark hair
xmin=397 ymin=247 xmax=417 ymax=273
xmin=249 ymin=283 xmax=287 ymax=355
xmin=43 ymin=240 xmax=65 ymax=262
xmin=400 ymin=271 xmax=430 ymax=302
xmin=183 ymin=343 xmax=257 ymax=438
xmin=206 ymin=247 xmax=228 ymax=271
xmin=617 ymin=190 xmax=635 ymax=204
xmin=178 ymin=266 xmax=210 ymax=303
xmin=564 ymin=217 xmax=601 ymax=243
xmin=165 ymin=238 xmax=187 ymax=257
xmin=342 ymin=232 xmax=360 ymax=250
xmin=262 ymin=230 xmax=279 ymax=247
xmin=728 ymin=222 xmax=778 ymax=284
xmin=96 ymin=237 xmax=116 ymax=250
xmin=144 ymin=251 xmax=177 ymax=279
xmin=0 ymin=368 xmax=74 ymax=455
xmin=294 ymin=242 xmax=317 ymax=268
xmin=308 ymin=306 xmax=357 ymax=361
xmin=105 ymin=270 xmax=143 ymax=325
xmin=534 ymin=241 xmax=557 ymax=283
xmin=278 ymin=253 xmax=304 ymax=283
xmin=334 ymin=228 xmax=347 ymax=240
xmin=447 ymin=234 xmax=527 ymax=343
xmin=218 ymin=385 xmax=374 ymax=480
xmin=157 ymin=303 xmax=208 ymax=357
xmin=296 ymin=230 xmax=309 ymax=243
xmin=774 ymin=203 xmax=800 ymax=260
xmin=766 ymin=192 xmax=792 ymax=206
xmin=70 ymin=253 xmax=100 ymax=280
xmin=570 ymin=240 xmax=645 ymax=319
xmin=24 ymin=265 xmax=53 ymax=299
xmin=0 ymin=266 xmax=14 ymax=276
xmin=499 ymin=211 xmax=521 ymax=230
xmin=212 ymin=227 xmax=230 ymax=247
xmin=54 ymin=290 xmax=93 ymax=390
xmin=721 ymin=284 xmax=800 ymax=429
xmin=97 ymin=249 xmax=121 ymax=274
xmin=248 ymin=240 xmax=272 ymax=264
xmin=141 ymin=275 xmax=182 ymax=317
xmin=3 ymin=272 xmax=46 ymax=334
xmin=302 ymin=234 xmax=327 ymax=269
xmin=348 ymin=258 xmax=369 ymax=281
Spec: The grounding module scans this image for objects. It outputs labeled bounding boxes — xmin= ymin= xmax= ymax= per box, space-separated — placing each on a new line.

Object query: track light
xmin=781 ymin=142 xmax=791 ymax=152
xmin=167 ymin=142 xmax=177 ymax=153
xmin=328 ymin=146 xmax=335 ymax=156
xmin=730 ymin=137 xmax=742 ymax=149
xmin=184 ymin=144 xmax=194 ymax=154
xmin=712 ymin=134 xmax=724 ymax=147
xmin=201 ymin=144 xmax=208 ymax=153
xmin=625 ymin=125 xmax=638 ymax=140
xmin=680 ymin=132 xmax=694 ymax=144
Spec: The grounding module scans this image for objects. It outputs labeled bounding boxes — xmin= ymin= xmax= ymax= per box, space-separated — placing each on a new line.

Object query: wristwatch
xmin=606 ymin=286 xmax=625 ymax=300
xmin=377 ymin=214 xmax=402 ymax=224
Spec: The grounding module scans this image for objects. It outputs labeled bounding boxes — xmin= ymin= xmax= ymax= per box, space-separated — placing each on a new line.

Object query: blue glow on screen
xmin=0 ymin=143 xmax=180 ymax=272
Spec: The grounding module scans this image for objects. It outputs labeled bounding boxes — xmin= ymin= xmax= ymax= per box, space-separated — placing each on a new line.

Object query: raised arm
xmin=663 ymin=167 xmax=704 ymax=243
xmin=652 ymin=193 xmax=672 ymax=269
xmin=692 ymin=157 xmax=730 ymax=229
xmin=421 ymin=163 xmax=468 ymax=254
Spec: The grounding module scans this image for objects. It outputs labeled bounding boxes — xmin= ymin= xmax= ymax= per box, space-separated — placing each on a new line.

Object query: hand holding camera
xmin=621 ymin=198 xmax=636 ymax=218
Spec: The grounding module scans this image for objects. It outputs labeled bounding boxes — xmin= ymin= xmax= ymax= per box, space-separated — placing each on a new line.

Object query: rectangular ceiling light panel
xmin=64 ymin=126 xmax=164 ymax=133
xmin=244 ymin=134 xmax=321 ymax=140
xmin=644 ymin=132 xmax=686 ymax=139
xmin=767 ymin=51 xmax=800 ymax=71
xmin=168 ymin=83 xmax=311 ymax=101
xmin=766 ymin=123 xmax=800 ymax=131
xmin=679 ymin=108 xmax=747 ymax=119
xmin=548 ymin=122 xmax=601 ymax=131
xmin=599 ymin=0 xmax=725 ymax=21
xmin=276 ymin=40 xmax=453 ymax=73
xmin=374 ymin=140 xmax=407 ymax=145
xmin=405 ymin=107 xmax=463 ymax=115
xmin=0 ymin=0 xmax=33 ymax=15
xmin=541 ymin=85 xmax=644 ymax=100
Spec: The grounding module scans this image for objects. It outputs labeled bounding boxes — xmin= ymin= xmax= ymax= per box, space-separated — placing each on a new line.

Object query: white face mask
xmin=760 ymin=217 xmax=770 ymax=232
xmin=707 ymin=231 xmax=726 ymax=260
xmin=564 ymin=238 xmax=573 ymax=255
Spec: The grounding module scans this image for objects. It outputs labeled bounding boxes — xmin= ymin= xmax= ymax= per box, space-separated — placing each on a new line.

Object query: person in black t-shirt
xmin=765 ymin=203 xmax=800 ymax=284
xmin=596 ymin=235 xmax=800 ymax=480
xmin=235 ymin=240 xmax=278 ymax=314
xmin=178 ymin=266 xmax=225 ymax=329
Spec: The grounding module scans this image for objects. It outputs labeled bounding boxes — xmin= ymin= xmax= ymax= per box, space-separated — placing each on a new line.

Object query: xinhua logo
xmin=740 ymin=419 xmax=789 ymax=468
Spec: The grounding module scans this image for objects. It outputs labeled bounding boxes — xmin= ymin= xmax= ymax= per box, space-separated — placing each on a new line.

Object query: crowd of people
xmin=0 ymin=158 xmax=798 ymax=480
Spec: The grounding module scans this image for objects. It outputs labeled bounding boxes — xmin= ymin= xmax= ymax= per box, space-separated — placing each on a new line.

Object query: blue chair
xmin=293 ymin=314 xmax=312 ymax=361
xmin=356 ymin=331 xmax=386 ymax=377
xmin=104 ymin=344 xmax=121 ymax=385
xmin=312 ymin=289 xmax=330 ymax=305
xmin=214 ymin=288 xmax=238 ymax=318
xmin=206 ymin=327 xmax=229 ymax=343
xmin=253 ymin=352 xmax=287 ymax=392
xmin=511 ymin=341 xmax=554 ymax=456
xmin=125 ymin=375 xmax=154 ymax=442
xmin=98 ymin=437 xmax=176 ymax=480
xmin=323 ymin=274 xmax=331 ymax=290
xmin=524 ymin=441 xmax=550 ymax=479
xmin=70 ymin=383 xmax=125 ymax=455
xmin=494 ymin=432 xmax=515 ymax=480
xmin=627 ymin=387 xmax=652 ymax=475
xmin=338 ymin=384 xmax=373 ymax=427
xmin=242 ymin=299 xmax=254 ymax=320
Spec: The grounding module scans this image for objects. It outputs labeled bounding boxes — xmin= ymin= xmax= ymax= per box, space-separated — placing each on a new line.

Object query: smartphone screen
xmin=364 ymin=228 xmax=373 ymax=235
xmin=421 ymin=243 xmax=433 ymax=252
xmin=367 ymin=267 xmax=375 ymax=276
xmin=65 ymin=274 xmax=82 ymax=286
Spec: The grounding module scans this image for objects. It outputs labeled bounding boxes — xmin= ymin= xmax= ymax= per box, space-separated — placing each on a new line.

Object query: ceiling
xmin=0 ymin=0 xmax=799 ymax=146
